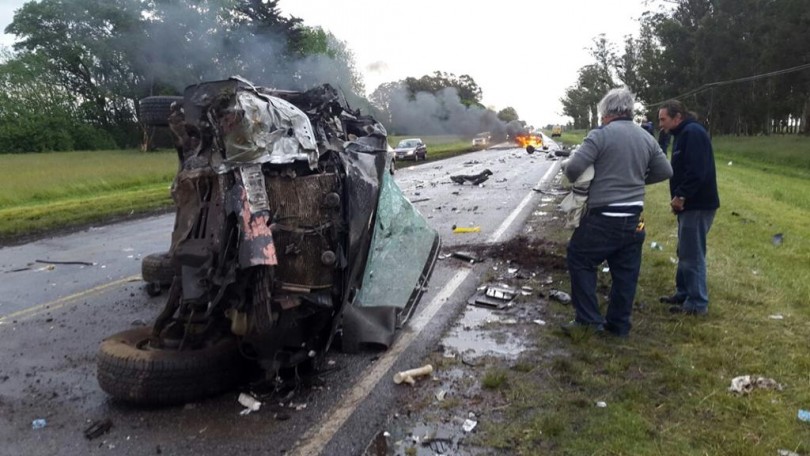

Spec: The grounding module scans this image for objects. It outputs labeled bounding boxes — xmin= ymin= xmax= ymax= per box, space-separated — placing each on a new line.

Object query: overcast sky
xmin=1 ymin=0 xmax=655 ymax=126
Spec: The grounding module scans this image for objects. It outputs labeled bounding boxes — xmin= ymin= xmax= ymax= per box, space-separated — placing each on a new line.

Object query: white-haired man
xmin=561 ymin=87 xmax=672 ymax=337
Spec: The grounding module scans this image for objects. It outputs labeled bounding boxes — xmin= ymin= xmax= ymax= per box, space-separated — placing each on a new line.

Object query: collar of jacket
xmin=671 ymin=117 xmax=697 ymax=135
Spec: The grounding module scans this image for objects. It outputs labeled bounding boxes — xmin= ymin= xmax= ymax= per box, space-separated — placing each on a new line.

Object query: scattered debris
xmin=650 ymin=241 xmax=663 ymax=250
xmin=468 ymin=285 xmax=517 ymax=309
xmin=595 ymin=401 xmax=607 ymax=408
xmin=450 ymin=251 xmax=481 ymax=264
xmin=35 ymin=259 xmax=96 ymax=266
xmin=769 ymin=314 xmax=785 ymax=320
xmin=778 ymin=450 xmax=800 ymax=456
xmin=728 ymin=161 xmax=733 ymax=166
xmin=772 ymin=233 xmax=784 ymax=246
xmin=32 ymin=419 xmax=47 ymax=430
xmin=450 ymin=169 xmax=493 ymax=185
xmin=548 ymin=290 xmax=571 ymax=304
xmin=728 ymin=375 xmax=783 ymax=394
xmin=452 ymin=226 xmax=481 ymax=234
xmin=238 ymin=392 xmax=262 ymax=415
xmin=84 ymin=419 xmax=113 ymax=440
xmin=393 ymin=364 xmax=433 ymax=385
xmin=798 ymin=410 xmax=810 ymax=423
xmin=462 ymin=419 xmax=477 ymax=433
xmin=435 ymin=390 xmax=447 ymax=401
xmin=410 ymin=198 xmax=431 ymax=204
xmin=533 ymin=319 xmax=547 ymax=326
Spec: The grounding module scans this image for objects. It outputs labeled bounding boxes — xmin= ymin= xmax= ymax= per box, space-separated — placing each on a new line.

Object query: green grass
xmin=0 ymin=149 xmax=176 ymax=240
xmin=470 ymin=134 xmax=810 ymax=455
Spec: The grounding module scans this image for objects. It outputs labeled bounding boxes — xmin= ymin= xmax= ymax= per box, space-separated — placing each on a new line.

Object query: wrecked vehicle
xmin=97 ymin=77 xmax=439 ymax=405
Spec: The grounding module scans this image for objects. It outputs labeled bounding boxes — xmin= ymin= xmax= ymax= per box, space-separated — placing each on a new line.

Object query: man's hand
xmin=670 ymin=196 xmax=685 ymax=213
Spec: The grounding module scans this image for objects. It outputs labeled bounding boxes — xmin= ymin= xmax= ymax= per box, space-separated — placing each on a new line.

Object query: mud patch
xmin=443 ymin=235 xmax=567 ymax=272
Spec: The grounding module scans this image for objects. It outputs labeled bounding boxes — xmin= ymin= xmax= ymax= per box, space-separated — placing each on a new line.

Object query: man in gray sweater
xmin=562 ymin=87 xmax=672 ymax=337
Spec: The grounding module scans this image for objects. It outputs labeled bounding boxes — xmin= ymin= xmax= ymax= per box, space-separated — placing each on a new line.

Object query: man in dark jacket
xmin=561 ymin=88 xmax=672 ymax=337
xmin=658 ymin=100 xmax=720 ymax=315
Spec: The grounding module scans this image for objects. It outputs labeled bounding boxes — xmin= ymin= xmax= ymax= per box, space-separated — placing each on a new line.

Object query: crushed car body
xmin=97 ymin=77 xmax=439 ymax=405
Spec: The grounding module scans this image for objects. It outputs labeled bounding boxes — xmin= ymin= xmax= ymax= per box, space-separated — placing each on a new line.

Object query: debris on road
xmin=728 ymin=375 xmax=783 ymax=394
xmin=35 ymin=259 xmax=96 ymax=266
xmin=452 ymin=226 xmax=481 ymax=233
xmin=451 ymin=251 xmax=481 ymax=263
xmin=83 ymin=418 xmax=113 ymax=440
xmin=410 ymin=197 xmax=431 ymax=204
xmin=238 ymin=392 xmax=262 ymax=415
xmin=393 ymin=364 xmax=434 ymax=385
xmin=450 ymin=169 xmax=493 ymax=185
xmin=31 ymin=419 xmax=47 ymax=430
xmin=467 ymin=285 xmax=517 ymax=309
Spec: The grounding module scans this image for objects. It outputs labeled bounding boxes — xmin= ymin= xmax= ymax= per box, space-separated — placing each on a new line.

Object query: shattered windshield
xmin=354 ymin=170 xmax=438 ymax=315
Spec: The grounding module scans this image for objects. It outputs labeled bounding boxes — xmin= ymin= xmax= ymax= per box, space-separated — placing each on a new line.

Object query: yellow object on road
xmin=453 ymin=226 xmax=481 ymax=233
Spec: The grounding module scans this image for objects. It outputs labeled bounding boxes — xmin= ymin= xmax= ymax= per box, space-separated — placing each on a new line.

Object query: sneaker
xmin=668 ymin=305 xmax=707 ymax=316
xmin=659 ymin=294 xmax=685 ymax=304
xmin=560 ymin=320 xmax=604 ymax=336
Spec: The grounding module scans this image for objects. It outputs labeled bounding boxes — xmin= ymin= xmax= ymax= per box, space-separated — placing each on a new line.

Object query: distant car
xmin=394 ymin=138 xmax=427 ymax=161
xmin=472 ymin=132 xmax=491 ymax=149
xmin=551 ymin=125 xmax=562 ymax=137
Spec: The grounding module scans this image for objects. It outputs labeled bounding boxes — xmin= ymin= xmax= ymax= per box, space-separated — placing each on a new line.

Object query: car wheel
xmin=141 ymin=252 xmax=174 ymax=287
xmin=139 ymin=96 xmax=183 ymax=127
xmin=97 ymin=327 xmax=248 ymax=405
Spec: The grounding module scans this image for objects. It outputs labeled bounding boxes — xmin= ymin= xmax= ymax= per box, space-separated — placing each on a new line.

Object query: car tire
xmin=97 ymin=327 xmax=247 ymax=405
xmin=139 ymin=96 xmax=183 ymax=127
xmin=141 ymin=252 xmax=175 ymax=287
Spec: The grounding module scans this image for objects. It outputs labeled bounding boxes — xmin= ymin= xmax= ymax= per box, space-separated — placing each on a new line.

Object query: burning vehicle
xmin=514 ymin=131 xmax=544 ymax=149
xmin=97 ymin=77 xmax=439 ymax=405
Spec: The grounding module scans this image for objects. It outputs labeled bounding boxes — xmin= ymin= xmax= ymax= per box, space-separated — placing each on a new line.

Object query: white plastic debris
xmin=393 ymin=364 xmax=433 ymax=385
xmin=533 ymin=319 xmax=547 ymax=326
xmin=462 ymin=419 xmax=478 ymax=433
xmin=768 ymin=314 xmax=785 ymax=320
xmin=507 ymin=268 xmax=518 ymax=274
xmin=238 ymin=393 xmax=262 ymax=415
xmin=650 ymin=241 xmax=663 ymax=250
xmin=596 ymin=401 xmax=607 ymax=408
xmin=729 ymin=375 xmax=783 ymax=394
xmin=778 ymin=450 xmax=800 ymax=456
xmin=728 ymin=161 xmax=733 ymax=166
xmin=548 ymin=290 xmax=571 ymax=304
xmin=435 ymin=390 xmax=447 ymax=401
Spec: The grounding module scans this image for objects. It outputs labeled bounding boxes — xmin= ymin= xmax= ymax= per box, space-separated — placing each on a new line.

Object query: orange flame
xmin=515 ymin=134 xmax=543 ymax=148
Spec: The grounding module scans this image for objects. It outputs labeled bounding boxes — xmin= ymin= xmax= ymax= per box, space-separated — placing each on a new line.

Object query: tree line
xmin=561 ymin=0 xmax=810 ymax=135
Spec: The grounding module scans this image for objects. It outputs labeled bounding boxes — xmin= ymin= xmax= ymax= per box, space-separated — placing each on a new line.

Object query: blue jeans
xmin=567 ymin=213 xmax=645 ymax=336
xmin=674 ymin=209 xmax=716 ymax=312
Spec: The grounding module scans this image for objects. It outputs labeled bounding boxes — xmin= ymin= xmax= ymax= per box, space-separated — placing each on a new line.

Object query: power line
xmin=647 ymin=62 xmax=810 ymax=106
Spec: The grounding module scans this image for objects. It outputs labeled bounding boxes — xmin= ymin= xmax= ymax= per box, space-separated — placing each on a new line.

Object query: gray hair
xmin=597 ymin=87 xmax=635 ymax=117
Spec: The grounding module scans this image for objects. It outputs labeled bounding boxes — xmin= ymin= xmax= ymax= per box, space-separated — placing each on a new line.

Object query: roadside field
xmin=0 ymin=150 xmax=176 ymax=242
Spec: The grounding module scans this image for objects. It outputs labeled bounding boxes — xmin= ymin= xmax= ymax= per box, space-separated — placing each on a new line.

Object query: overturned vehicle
xmin=97 ymin=77 xmax=440 ymax=405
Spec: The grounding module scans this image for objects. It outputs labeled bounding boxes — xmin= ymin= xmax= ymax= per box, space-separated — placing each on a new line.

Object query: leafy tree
xmin=403 ymin=71 xmax=483 ymax=106
xmin=497 ymin=107 xmax=519 ymax=123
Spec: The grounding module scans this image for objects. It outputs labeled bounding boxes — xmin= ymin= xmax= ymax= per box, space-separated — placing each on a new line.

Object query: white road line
xmin=0 ymin=275 xmax=142 ymax=324
xmin=290 ymin=161 xmax=559 ymax=456
xmin=488 ymin=160 xmax=561 ymax=243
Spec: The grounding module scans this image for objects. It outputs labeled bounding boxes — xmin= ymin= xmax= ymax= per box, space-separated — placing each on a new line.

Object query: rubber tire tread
xmin=139 ymin=96 xmax=182 ymax=127
xmin=141 ymin=252 xmax=174 ymax=286
xmin=97 ymin=327 xmax=246 ymax=405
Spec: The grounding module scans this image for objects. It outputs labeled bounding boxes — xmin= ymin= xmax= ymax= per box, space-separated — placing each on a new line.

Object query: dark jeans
xmin=674 ymin=209 xmax=716 ymax=312
xmin=567 ymin=213 xmax=645 ymax=336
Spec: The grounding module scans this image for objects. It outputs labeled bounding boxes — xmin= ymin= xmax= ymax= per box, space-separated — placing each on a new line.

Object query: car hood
xmin=394 ymin=147 xmax=417 ymax=153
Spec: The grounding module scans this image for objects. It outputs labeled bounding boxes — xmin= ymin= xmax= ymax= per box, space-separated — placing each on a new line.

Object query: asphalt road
xmin=0 ymin=144 xmax=563 ymax=456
